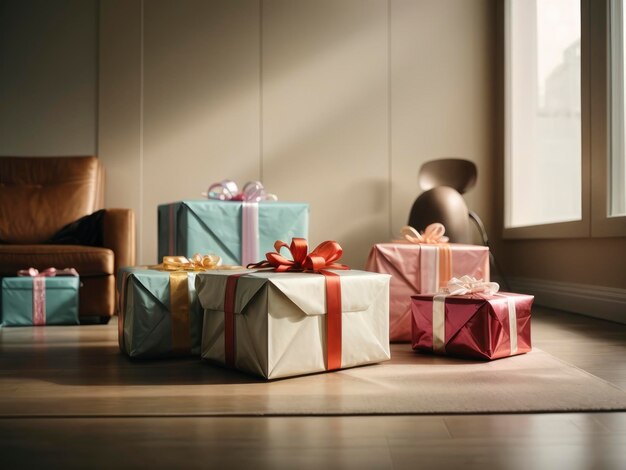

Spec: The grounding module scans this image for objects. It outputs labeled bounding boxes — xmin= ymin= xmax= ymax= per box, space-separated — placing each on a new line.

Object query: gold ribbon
xmin=150 ymin=253 xmax=223 ymax=271
xmin=148 ymin=253 xmax=241 ymax=354
xmin=169 ymin=271 xmax=191 ymax=354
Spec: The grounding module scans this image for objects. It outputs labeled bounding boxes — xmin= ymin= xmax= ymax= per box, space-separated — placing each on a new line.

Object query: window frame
xmin=591 ymin=0 xmax=626 ymax=236
xmin=503 ymin=0 xmax=626 ymax=240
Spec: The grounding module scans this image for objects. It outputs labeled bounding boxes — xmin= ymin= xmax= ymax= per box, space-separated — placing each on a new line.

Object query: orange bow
xmin=250 ymin=238 xmax=349 ymax=273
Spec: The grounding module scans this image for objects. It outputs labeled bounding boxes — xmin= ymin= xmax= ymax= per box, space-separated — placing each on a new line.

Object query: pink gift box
xmin=410 ymin=292 xmax=533 ymax=360
xmin=365 ymin=243 xmax=489 ymax=342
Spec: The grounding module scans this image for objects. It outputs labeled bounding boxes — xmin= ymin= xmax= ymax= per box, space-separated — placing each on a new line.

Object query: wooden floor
xmin=1 ymin=306 xmax=625 ymax=469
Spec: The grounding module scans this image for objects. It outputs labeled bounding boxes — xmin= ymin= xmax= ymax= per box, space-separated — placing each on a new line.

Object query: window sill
xmin=502 ymin=219 xmax=589 ymax=240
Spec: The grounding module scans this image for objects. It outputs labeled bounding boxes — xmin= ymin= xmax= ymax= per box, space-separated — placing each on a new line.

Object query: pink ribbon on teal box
xmin=17 ymin=268 xmax=79 ymax=326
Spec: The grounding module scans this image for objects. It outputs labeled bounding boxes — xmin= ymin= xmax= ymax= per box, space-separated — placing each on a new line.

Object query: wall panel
xmin=391 ymin=0 xmax=496 ymax=240
xmin=99 ymin=0 xmax=496 ymax=266
xmin=262 ymin=0 xmax=389 ymax=267
xmin=0 ymin=0 xmax=98 ymax=155
xmin=141 ymin=0 xmax=261 ymax=263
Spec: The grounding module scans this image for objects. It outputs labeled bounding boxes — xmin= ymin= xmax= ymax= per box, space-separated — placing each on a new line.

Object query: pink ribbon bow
xmin=17 ymin=267 xmax=79 ymax=277
xmin=202 ymin=180 xmax=278 ymax=202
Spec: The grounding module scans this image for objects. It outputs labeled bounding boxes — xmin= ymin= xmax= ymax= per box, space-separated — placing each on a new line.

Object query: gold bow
xmin=150 ymin=253 xmax=223 ymax=271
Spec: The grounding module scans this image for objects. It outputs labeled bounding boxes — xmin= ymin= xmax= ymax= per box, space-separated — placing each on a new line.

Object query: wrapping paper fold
xmin=196 ymin=269 xmax=391 ymax=379
xmin=157 ymin=200 xmax=309 ymax=266
xmin=411 ymin=292 xmax=533 ymax=360
xmin=117 ymin=267 xmax=206 ymax=358
xmin=1 ymin=276 xmax=79 ymax=326
xmin=366 ymin=242 xmax=489 ymax=342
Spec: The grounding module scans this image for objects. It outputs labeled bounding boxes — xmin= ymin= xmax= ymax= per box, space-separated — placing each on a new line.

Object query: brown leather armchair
xmin=0 ymin=156 xmax=135 ymax=322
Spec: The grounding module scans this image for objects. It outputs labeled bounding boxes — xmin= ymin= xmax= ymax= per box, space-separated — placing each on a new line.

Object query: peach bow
xmin=400 ymin=223 xmax=449 ymax=244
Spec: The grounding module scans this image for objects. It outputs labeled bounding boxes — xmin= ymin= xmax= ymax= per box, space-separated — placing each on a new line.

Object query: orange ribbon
xmin=225 ymin=238 xmax=349 ymax=371
xmin=249 ymin=238 xmax=349 ymax=273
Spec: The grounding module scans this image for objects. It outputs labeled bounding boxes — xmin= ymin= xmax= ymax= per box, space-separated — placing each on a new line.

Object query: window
xmin=505 ymin=0 xmax=582 ymax=229
xmin=504 ymin=0 xmax=626 ymax=238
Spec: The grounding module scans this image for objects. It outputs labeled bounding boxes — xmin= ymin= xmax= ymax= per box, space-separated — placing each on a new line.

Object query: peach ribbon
xmin=399 ymin=224 xmax=449 ymax=244
xmin=396 ymin=224 xmax=452 ymax=290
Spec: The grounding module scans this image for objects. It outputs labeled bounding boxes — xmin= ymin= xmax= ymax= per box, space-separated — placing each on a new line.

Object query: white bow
xmin=442 ymin=275 xmax=499 ymax=296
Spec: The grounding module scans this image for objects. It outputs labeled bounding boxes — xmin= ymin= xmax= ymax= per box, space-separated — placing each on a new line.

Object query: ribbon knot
xmin=202 ymin=180 xmax=278 ymax=202
xmin=152 ymin=253 xmax=223 ymax=272
xmin=251 ymin=238 xmax=349 ymax=273
xmin=18 ymin=267 xmax=79 ymax=277
xmin=400 ymin=223 xmax=449 ymax=244
xmin=440 ymin=275 xmax=499 ymax=296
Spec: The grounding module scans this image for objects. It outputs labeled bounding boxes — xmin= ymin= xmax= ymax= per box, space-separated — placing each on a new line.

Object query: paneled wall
xmin=99 ymin=0 xmax=496 ymax=266
xmin=0 ymin=0 xmax=98 ymax=155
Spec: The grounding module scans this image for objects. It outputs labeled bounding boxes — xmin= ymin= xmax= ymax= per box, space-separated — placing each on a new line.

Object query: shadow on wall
xmin=139 ymin=1 xmax=392 ymax=268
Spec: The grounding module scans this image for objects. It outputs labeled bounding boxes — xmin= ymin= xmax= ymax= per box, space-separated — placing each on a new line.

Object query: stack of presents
xmin=1 ymin=180 xmax=533 ymax=379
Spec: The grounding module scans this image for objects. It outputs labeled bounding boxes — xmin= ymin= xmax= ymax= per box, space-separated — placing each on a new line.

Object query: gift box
xmin=366 ymin=225 xmax=489 ymax=342
xmin=117 ymin=265 xmax=206 ymax=358
xmin=2 ymin=270 xmax=79 ymax=326
xmin=411 ymin=278 xmax=533 ymax=360
xmin=158 ymin=200 xmax=309 ymax=266
xmin=196 ymin=268 xmax=391 ymax=379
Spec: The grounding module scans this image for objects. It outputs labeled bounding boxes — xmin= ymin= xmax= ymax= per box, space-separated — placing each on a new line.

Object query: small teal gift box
xmin=157 ymin=181 xmax=308 ymax=266
xmin=117 ymin=265 xmax=208 ymax=358
xmin=1 ymin=268 xmax=80 ymax=326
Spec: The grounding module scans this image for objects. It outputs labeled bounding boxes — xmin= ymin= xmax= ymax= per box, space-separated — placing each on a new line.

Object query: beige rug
xmin=1 ymin=324 xmax=625 ymax=416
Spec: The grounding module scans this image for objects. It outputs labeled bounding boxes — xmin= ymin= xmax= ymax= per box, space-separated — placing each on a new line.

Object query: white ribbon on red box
xmin=432 ymin=276 xmax=517 ymax=355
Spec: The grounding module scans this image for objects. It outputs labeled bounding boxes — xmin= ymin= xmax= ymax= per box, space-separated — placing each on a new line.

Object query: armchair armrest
xmin=102 ymin=209 xmax=136 ymax=276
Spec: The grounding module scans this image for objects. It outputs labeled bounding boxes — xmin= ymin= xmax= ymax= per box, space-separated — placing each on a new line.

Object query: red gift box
xmin=411 ymin=291 xmax=533 ymax=360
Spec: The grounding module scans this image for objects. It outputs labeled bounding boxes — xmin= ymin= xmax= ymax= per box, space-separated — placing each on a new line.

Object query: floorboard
xmin=1 ymin=306 xmax=625 ymax=469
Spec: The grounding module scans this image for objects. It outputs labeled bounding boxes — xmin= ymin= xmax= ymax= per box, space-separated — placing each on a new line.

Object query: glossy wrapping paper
xmin=411 ymin=292 xmax=533 ymax=360
xmin=117 ymin=267 xmax=203 ymax=358
xmin=196 ymin=269 xmax=391 ymax=380
xmin=366 ymin=242 xmax=489 ymax=342
xmin=1 ymin=276 xmax=80 ymax=326
xmin=157 ymin=200 xmax=309 ymax=266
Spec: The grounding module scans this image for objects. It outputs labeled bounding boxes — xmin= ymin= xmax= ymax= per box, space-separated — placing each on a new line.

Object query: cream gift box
xmin=195 ymin=269 xmax=391 ymax=380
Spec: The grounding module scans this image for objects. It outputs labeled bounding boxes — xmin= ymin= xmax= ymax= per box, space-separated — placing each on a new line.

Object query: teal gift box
xmin=1 ymin=276 xmax=80 ymax=326
xmin=117 ymin=267 xmax=205 ymax=358
xmin=157 ymin=200 xmax=309 ymax=265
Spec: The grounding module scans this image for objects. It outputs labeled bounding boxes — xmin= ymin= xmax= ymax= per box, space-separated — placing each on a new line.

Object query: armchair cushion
xmin=0 ymin=245 xmax=114 ymax=277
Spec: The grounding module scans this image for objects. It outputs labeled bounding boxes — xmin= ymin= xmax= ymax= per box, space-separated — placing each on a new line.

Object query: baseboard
xmin=503 ymin=277 xmax=626 ymax=325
